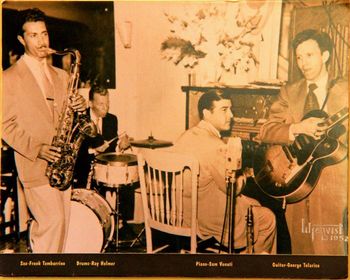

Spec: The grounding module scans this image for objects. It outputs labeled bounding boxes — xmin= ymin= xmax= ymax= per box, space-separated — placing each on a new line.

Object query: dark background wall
xmin=2 ymin=1 xmax=116 ymax=88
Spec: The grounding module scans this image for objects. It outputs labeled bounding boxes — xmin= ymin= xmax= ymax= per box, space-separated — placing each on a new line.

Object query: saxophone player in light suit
xmin=2 ymin=8 xmax=87 ymax=253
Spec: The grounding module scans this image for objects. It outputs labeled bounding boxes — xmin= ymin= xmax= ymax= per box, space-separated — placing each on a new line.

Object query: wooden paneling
xmin=289 ymin=4 xmax=350 ymax=82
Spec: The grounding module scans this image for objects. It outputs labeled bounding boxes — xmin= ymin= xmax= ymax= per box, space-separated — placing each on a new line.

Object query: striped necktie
xmin=303 ymin=83 xmax=319 ymax=115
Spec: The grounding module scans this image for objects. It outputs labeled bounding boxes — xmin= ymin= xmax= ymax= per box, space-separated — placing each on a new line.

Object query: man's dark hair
xmin=292 ymin=29 xmax=333 ymax=66
xmin=198 ymin=89 xmax=231 ymax=120
xmin=89 ymin=84 xmax=109 ymax=101
xmin=17 ymin=8 xmax=47 ymax=36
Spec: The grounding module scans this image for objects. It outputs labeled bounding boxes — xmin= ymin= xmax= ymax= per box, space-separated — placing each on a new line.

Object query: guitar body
xmin=253 ymin=109 xmax=348 ymax=204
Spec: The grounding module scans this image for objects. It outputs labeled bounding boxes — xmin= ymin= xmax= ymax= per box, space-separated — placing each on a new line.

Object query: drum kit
xmin=129 ymin=135 xmax=173 ymax=149
xmin=28 ymin=136 xmax=172 ymax=253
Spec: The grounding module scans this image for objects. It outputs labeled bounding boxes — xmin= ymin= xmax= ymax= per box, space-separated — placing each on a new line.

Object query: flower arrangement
xmin=160 ymin=3 xmax=265 ymax=81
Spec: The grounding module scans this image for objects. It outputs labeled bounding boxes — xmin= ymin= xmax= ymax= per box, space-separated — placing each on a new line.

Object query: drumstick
xmin=102 ymin=132 xmax=133 ymax=153
xmin=105 ymin=135 xmax=119 ymax=145
xmin=105 ymin=131 xmax=127 ymax=146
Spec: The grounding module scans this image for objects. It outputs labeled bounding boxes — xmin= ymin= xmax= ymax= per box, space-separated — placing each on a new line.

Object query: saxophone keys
xmin=100 ymin=219 xmax=107 ymax=226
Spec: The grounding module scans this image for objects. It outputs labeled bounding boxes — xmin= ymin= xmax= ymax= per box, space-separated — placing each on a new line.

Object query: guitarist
xmin=259 ymin=29 xmax=348 ymax=255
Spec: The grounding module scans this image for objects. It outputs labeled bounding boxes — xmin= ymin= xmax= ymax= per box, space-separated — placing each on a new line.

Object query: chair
xmin=137 ymin=149 xmax=199 ymax=253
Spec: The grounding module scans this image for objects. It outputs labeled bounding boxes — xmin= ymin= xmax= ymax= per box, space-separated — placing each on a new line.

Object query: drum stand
xmin=106 ymin=185 xmax=141 ymax=252
xmin=130 ymin=227 xmax=144 ymax=248
xmin=105 ymin=187 xmax=122 ymax=252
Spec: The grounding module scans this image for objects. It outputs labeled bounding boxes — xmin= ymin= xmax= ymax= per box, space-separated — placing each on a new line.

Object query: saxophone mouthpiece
xmin=45 ymin=48 xmax=57 ymax=55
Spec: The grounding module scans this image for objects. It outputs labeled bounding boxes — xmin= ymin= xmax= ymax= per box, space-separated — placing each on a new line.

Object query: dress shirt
xmin=88 ymin=111 xmax=104 ymax=154
xmin=90 ymin=111 xmax=102 ymax=134
xmin=22 ymin=54 xmax=53 ymax=113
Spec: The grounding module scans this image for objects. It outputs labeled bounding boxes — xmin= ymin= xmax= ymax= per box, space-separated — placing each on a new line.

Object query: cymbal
xmin=130 ymin=136 xmax=173 ymax=149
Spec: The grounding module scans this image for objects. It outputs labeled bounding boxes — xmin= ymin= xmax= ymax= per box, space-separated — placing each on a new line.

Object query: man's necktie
xmin=96 ymin=117 xmax=102 ymax=134
xmin=303 ymin=83 xmax=319 ymax=115
xmin=40 ymin=64 xmax=54 ymax=115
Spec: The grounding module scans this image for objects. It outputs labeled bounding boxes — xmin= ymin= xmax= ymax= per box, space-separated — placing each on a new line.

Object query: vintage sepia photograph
xmin=0 ymin=0 xmax=349 ymax=278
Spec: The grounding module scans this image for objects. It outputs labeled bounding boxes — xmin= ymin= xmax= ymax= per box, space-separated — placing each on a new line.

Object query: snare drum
xmin=94 ymin=153 xmax=139 ymax=187
xmin=28 ymin=189 xmax=115 ymax=253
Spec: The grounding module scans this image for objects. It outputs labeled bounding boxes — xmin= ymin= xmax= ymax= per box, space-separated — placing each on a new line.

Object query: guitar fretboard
xmin=325 ymin=107 xmax=348 ymax=128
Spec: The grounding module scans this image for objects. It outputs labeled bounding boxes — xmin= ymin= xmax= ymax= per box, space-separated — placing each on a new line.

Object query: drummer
xmin=74 ymin=83 xmax=130 ymax=188
xmin=74 ymin=84 xmax=134 ymax=232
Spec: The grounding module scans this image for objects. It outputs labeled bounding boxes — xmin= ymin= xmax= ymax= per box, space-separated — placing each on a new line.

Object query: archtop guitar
xmin=253 ymin=107 xmax=348 ymax=204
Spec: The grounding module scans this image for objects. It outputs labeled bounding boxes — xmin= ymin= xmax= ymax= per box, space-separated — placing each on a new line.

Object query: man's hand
xmin=95 ymin=141 xmax=109 ymax=153
xmin=235 ymin=175 xmax=247 ymax=195
xmin=118 ymin=134 xmax=132 ymax=153
xmin=38 ymin=144 xmax=61 ymax=162
xmin=290 ymin=117 xmax=328 ymax=140
xmin=70 ymin=94 xmax=87 ymax=112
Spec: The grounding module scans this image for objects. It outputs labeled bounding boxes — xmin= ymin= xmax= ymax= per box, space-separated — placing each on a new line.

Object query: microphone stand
xmin=222 ymin=136 xmax=242 ymax=253
xmin=226 ymin=172 xmax=237 ymax=254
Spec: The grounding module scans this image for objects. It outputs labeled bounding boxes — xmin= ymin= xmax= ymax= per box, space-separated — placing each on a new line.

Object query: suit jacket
xmin=259 ymin=77 xmax=348 ymax=255
xmin=74 ymin=110 xmax=118 ymax=187
xmin=2 ymin=57 xmax=69 ymax=188
xmin=174 ymin=120 xmax=261 ymax=248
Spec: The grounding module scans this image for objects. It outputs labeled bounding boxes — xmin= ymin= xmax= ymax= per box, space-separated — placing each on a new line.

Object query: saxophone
xmin=46 ymin=48 xmax=97 ymax=191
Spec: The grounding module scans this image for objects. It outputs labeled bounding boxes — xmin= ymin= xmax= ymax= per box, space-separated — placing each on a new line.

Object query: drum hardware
xmin=130 ymin=135 xmax=173 ymax=149
xmin=113 ymin=187 xmax=121 ymax=251
xmin=86 ymin=159 xmax=96 ymax=190
xmin=130 ymin=227 xmax=145 ymax=248
xmin=93 ymin=152 xmax=140 ymax=252
xmin=104 ymin=183 xmax=138 ymax=251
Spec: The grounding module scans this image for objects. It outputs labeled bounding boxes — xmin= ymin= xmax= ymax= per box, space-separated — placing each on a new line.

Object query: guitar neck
xmin=324 ymin=107 xmax=348 ymax=131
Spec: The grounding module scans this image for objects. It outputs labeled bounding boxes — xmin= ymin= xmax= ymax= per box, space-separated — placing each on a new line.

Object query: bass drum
xmin=28 ymin=189 xmax=115 ymax=253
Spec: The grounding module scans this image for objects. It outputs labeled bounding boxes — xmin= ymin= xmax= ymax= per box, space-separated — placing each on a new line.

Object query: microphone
xmin=225 ymin=137 xmax=243 ymax=252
